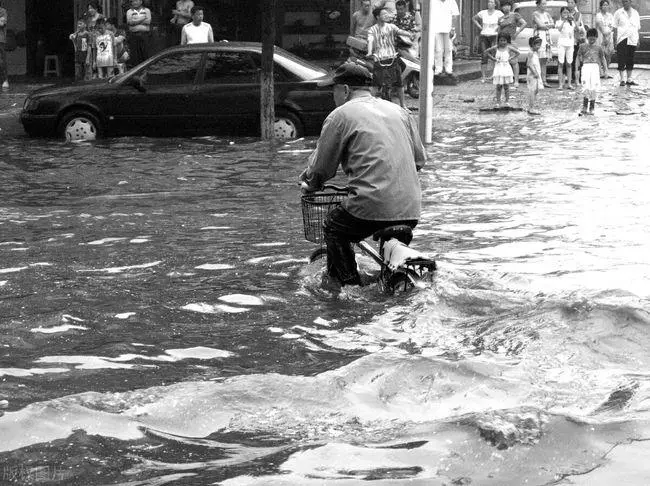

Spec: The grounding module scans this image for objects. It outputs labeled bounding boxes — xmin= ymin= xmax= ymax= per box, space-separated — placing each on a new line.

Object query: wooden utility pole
xmin=419 ymin=0 xmax=434 ymax=143
xmin=261 ymin=0 xmax=277 ymax=140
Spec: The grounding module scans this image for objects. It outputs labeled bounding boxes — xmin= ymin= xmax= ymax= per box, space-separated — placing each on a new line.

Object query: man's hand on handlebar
xmin=300 ymin=181 xmax=319 ymax=194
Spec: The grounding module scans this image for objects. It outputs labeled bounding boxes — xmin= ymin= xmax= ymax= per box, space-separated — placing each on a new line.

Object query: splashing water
xmin=1 ymin=97 xmax=650 ymax=484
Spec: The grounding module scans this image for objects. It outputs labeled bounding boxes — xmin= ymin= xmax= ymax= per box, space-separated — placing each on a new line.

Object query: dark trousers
xmin=571 ymin=43 xmax=580 ymax=82
xmin=480 ymin=35 xmax=497 ymax=65
xmin=127 ymin=32 xmax=150 ymax=68
xmin=0 ymin=43 xmax=7 ymax=83
xmin=617 ymin=39 xmax=636 ymax=71
xmin=324 ymin=205 xmax=417 ymax=285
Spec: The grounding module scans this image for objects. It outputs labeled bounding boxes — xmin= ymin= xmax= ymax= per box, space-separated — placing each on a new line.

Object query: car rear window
xmin=516 ymin=6 xmax=564 ymax=27
xmin=273 ymin=48 xmax=328 ymax=81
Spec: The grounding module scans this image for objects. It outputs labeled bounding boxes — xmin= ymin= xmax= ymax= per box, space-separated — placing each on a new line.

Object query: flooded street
xmin=1 ymin=78 xmax=650 ymax=485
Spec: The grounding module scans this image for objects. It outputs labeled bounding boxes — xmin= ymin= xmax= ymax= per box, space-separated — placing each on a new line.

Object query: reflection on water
xmin=1 ymin=95 xmax=650 ymax=484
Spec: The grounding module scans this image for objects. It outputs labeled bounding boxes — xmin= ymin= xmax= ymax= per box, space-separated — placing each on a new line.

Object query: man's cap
xmin=317 ymin=62 xmax=373 ymax=87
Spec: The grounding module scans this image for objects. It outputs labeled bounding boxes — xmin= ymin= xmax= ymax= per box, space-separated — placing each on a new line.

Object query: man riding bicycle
xmin=300 ymin=62 xmax=428 ymax=291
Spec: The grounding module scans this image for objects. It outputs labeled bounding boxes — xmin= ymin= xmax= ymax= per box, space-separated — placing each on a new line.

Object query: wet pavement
xmin=0 ymin=68 xmax=649 ymax=485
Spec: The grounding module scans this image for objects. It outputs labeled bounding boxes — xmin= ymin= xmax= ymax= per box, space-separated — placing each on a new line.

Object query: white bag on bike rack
xmin=383 ymin=239 xmax=429 ymax=271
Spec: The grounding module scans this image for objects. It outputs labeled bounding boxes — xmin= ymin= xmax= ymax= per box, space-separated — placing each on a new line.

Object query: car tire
xmin=406 ymin=72 xmax=419 ymax=99
xmin=274 ymin=110 xmax=304 ymax=140
xmin=58 ymin=110 xmax=102 ymax=142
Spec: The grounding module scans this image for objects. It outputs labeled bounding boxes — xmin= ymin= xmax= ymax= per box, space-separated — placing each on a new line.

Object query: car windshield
xmin=273 ymin=47 xmax=328 ymax=81
xmin=516 ymin=6 xmax=564 ymax=27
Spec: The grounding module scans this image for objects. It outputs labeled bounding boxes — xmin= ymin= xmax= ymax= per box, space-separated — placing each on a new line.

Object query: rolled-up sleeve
xmin=301 ymin=114 xmax=346 ymax=190
xmin=406 ymin=114 xmax=427 ymax=171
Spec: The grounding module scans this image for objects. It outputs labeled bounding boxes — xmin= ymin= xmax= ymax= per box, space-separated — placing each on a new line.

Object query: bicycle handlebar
xmin=321 ymin=184 xmax=349 ymax=192
xmin=299 ymin=181 xmax=349 ymax=193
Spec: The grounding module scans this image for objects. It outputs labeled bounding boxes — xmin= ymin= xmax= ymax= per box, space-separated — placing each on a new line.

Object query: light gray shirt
xmin=302 ymin=94 xmax=427 ymax=221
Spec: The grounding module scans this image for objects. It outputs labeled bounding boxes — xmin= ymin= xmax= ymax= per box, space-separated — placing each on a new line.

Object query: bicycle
xmin=300 ymin=185 xmax=437 ymax=295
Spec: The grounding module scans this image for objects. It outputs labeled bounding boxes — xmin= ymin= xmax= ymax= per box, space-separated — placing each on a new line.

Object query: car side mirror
xmin=128 ymin=75 xmax=146 ymax=93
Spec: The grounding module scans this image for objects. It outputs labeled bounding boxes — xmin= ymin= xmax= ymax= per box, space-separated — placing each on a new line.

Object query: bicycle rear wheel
xmin=381 ymin=268 xmax=418 ymax=295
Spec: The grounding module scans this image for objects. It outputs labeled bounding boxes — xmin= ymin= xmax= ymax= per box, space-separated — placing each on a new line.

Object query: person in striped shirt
xmin=366 ymin=6 xmax=414 ymax=107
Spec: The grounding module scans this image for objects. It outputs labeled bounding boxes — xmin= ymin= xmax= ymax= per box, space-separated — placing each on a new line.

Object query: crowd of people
xmin=70 ymin=0 xmax=148 ymax=81
xmin=70 ymin=0 xmax=216 ymax=81
xmin=356 ymin=0 xmax=640 ymax=116
xmin=351 ymin=0 xmax=463 ymax=77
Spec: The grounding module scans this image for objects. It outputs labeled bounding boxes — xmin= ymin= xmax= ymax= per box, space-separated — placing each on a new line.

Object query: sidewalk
xmin=311 ymin=57 xmax=482 ymax=82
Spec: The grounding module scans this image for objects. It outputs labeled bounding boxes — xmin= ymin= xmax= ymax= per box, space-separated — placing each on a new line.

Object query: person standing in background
xmin=181 ymin=6 xmax=214 ymax=44
xmin=170 ymin=0 xmax=194 ymax=45
xmin=498 ymin=0 xmax=526 ymax=88
xmin=84 ymin=2 xmax=105 ymax=30
xmin=613 ymin=0 xmax=640 ymax=86
xmin=0 ymin=1 xmax=8 ymax=90
xmin=126 ymin=0 xmax=151 ymax=68
xmin=431 ymin=0 xmax=460 ymax=77
xmin=351 ymin=0 xmax=375 ymax=41
xmin=595 ymin=0 xmax=614 ymax=77
xmin=566 ymin=0 xmax=585 ymax=86
xmin=69 ymin=19 xmax=92 ymax=81
xmin=394 ymin=0 xmax=421 ymax=58
xmin=532 ymin=0 xmax=554 ymax=87
xmin=473 ymin=0 xmax=503 ymax=83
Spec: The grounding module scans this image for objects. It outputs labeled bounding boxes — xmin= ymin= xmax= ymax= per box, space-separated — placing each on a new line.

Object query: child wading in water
xmin=526 ymin=35 xmax=544 ymax=114
xmin=486 ymin=33 xmax=519 ymax=106
xmin=576 ymin=28 xmax=607 ymax=114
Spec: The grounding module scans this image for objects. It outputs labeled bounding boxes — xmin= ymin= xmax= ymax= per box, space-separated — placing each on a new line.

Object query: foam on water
xmin=30 ymin=324 xmax=88 ymax=334
xmin=79 ymin=261 xmax=162 ymax=273
xmin=195 ymin=263 xmax=235 ymax=270
xmin=182 ymin=303 xmax=251 ymax=314
xmin=218 ymin=294 xmax=265 ymax=306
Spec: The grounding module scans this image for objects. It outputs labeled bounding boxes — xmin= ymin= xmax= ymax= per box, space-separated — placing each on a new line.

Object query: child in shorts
xmin=526 ymin=36 xmax=544 ymax=115
xmin=69 ymin=19 xmax=92 ymax=81
xmin=555 ymin=7 xmax=575 ymax=90
xmin=94 ymin=18 xmax=115 ymax=79
xmin=106 ymin=19 xmax=128 ymax=74
xmin=576 ymin=28 xmax=607 ymax=114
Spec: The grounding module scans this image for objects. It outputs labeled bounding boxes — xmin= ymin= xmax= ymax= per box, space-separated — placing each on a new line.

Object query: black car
xmin=21 ymin=42 xmax=336 ymax=141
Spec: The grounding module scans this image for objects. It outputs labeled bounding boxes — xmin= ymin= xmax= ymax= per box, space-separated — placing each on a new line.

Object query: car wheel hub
xmin=65 ymin=117 xmax=97 ymax=142
xmin=274 ymin=117 xmax=297 ymax=140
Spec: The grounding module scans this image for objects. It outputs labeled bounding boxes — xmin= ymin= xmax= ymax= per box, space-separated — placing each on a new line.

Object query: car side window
xmin=140 ymin=53 xmax=203 ymax=85
xmin=203 ymin=51 xmax=261 ymax=84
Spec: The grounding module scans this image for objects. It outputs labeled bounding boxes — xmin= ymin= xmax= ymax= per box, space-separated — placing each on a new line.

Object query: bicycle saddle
xmin=372 ymin=225 xmax=413 ymax=245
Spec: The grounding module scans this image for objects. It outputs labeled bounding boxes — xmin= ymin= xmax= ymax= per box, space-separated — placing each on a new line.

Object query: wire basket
xmin=301 ymin=190 xmax=347 ymax=244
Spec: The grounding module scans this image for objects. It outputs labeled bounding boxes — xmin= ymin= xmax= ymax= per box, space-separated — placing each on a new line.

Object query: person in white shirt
xmin=181 ymin=6 xmax=214 ymax=45
xmin=555 ymin=7 xmax=575 ymax=90
xmin=612 ymin=0 xmax=640 ymax=85
xmin=126 ymin=0 xmax=151 ymax=67
xmin=431 ymin=0 xmax=460 ymax=76
xmin=473 ymin=0 xmax=503 ymax=82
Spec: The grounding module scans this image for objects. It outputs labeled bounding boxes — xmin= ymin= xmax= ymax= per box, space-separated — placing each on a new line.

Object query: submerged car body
xmin=21 ymin=42 xmax=336 ymax=141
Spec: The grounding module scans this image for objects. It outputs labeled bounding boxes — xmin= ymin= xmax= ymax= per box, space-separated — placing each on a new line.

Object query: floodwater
xmin=1 ymin=86 xmax=649 ymax=485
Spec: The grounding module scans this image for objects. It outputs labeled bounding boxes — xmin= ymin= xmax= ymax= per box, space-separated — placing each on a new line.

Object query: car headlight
xmin=23 ymin=98 xmax=40 ymax=112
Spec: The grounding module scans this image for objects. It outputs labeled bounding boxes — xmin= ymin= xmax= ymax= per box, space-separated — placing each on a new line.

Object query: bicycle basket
xmin=301 ymin=191 xmax=347 ymax=244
